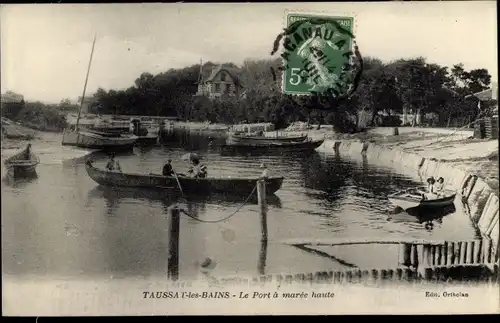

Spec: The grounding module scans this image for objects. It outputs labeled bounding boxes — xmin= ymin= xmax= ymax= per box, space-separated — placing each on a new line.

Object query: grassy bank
xmin=2 ymin=101 xmax=69 ymax=134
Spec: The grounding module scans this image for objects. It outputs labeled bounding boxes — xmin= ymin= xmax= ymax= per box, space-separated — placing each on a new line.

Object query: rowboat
xmin=226 ymin=132 xmax=308 ymax=146
xmin=85 ymin=160 xmax=284 ymax=196
xmin=222 ymin=138 xmax=325 ymax=153
xmin=4 ymin=144 xmax=39 ymax=178
xmin=388 ymin=187 xmax=457 ymax=211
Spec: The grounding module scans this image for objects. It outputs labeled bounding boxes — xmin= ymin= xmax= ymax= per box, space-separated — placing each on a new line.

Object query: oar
xmin=172 ymin=169 xmax=185 ymax=197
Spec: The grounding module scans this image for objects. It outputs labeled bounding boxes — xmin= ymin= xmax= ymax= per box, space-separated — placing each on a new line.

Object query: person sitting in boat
xmin=435 ymin=177 xmax=445 ymax=196
xmin=426 ymin=177 xmax=436 ymax=193
xmin=24 ymin=143 xmax=32 ymax=159
xmin=424 ymin=177 xmax=438 ymax=200
xmin=259 ymin=163 xmax=268 ymax=179
xmin=105 ymin=154 xmax=122 ymax=172
xmin=162 ymin=159 xmax=174 ymax=177
xmin=190 ymin=158 xmax=205 ymax=178
xmin=198 ymin=165 xmax=208 ymax=178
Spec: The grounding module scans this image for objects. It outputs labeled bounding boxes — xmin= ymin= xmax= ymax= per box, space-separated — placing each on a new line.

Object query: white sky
xmin=1 ymin=2 xmax=497 ymax=103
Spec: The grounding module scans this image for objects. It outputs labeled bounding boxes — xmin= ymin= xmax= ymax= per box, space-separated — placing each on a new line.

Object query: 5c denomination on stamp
xmin=279 ymin=12 xmax=356 ymax=97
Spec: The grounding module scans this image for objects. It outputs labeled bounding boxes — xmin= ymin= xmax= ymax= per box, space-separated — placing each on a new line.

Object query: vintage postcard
xmin=1 ymin=1 xmax=498 ymax=316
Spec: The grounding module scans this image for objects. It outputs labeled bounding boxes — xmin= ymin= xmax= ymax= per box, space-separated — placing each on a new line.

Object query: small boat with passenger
xmin=3 ymin=143 xmax=40 ymax=179
xmin=84 ymin=159 xmax=284 ymax=196
xmin=388 ymin=186 xmax=457 ymax=211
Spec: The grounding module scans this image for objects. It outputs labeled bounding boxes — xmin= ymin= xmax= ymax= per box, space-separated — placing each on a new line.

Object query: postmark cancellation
xmin=278 ymin=11 xmax=360 ymax=98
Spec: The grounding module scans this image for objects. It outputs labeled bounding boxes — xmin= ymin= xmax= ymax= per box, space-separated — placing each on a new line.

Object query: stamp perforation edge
xmin=279 ymin=9 xmax=359 ymax=97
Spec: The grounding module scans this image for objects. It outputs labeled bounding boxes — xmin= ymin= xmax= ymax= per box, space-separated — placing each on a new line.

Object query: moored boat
xmin=85 ymin=160 xmax=284 ymax=196
xmin=222 ymin=138 xmax=324 ymax=153
xmin=226 ymin=132 xmax=308 ymax=146
xmin=388 ymin=187 xmax=457 ymax=211
xmin=62 ymin=128 xmax=138 ymax=150
xmin=4 ymin=144 xmax=40 ymax=178
xmin=61 ymin=34 xmax=138 ymax=151
xmin=130 ymin=118 xmax=159 ymax=146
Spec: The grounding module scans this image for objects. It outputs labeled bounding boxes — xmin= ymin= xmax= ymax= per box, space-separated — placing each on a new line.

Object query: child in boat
xmin=24 ymin=143 xmax=32 ymax=159
xmin=424 ymin=177 xmax=438 ymax=200
xmin=105 ymin=154 xmax=122 ymax=172
xmin=198 ymin=165 xmax=207 ymax=178
xmin=435 ymin=177 xmax=445 ymax=196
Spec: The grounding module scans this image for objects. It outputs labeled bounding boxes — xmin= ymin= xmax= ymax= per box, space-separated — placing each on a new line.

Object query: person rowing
xmin=105 ymin=153 xmax=122 ymax=172
xmin=162 ymin=159 xmax=174 ymax=177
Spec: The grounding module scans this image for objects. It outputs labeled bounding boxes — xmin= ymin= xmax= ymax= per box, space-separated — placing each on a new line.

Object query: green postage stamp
xmin=280 ymin=12 xmax=356 ymax=96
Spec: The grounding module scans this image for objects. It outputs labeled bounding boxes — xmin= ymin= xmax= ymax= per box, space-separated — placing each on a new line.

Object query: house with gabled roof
xmin=465 ymin=82 xmax=498 ymax=116
xmin=194 ymin=63 xmax=245 ymax=99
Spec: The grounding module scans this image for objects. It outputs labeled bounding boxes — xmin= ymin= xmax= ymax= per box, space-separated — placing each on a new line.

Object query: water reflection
xmin=388 ymin=204 xmax=457 ymax=231
xmin=2 ymin=172 xmax=39 ymax=188
xmin=87 ymin=185 xmax=282 ymax=209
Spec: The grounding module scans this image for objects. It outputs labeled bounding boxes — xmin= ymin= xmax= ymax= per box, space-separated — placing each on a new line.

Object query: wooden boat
xmin=130 ymin=119 xmax=158 ymax=145
xmin=388 ymin=187 xmax=457 ymax=211
xmin=61 ymin=34 xmax=138 ymax=151
xmin=62 ymin=128 xmax=138 ymax=150
xmin=4 ymin=144 xmax=39 ymax=178
xmin=85 ymin=160 xmax=284 ymax=196
xmin=226 ymin=132 xmax=308 ymax=146
xmin=222 ymin=138 xmax=324 ymax=153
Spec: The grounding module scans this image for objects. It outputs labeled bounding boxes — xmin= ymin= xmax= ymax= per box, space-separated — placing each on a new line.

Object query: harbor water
xmin=1 ymin=131 xmax=479 ymax=282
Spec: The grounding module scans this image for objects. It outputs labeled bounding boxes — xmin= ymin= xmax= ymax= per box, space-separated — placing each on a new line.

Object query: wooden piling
xmin=167 ymin=206 xmax=181 ymax=281
xmin=466 ymin=240 xmax=474 ymax=264
xmin=474 ymin=239 xmax=482 ymax=263
xmin=447 ymin=242 xmax=454 ymax=265
xmin=411 ymin=244 xmax=419 ymax=268
xmin=483 ymin=238 xmax=492 ymax=263
xmin=454 ymin=242 xmax=462 ymax=265
xmin=440 ymin=243 xmax=447 ymax=265
xmin=460 ymin=241 xmax=467 ymax=264
xmin=257 ymin=180 xmax=268 ymax=275
xmin=257 ymin=180 xmax=268 ymax=243
xmin=399 ymin=243 xmax=412 ymax=267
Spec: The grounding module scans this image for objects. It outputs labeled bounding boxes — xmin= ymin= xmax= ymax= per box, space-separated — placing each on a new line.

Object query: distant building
xmin=1 ymin=91 xmax=24 ymax=104
xmin=195 ymin=64 xmax=245 ymax=99
xmin=465 ymin=82 xmax=498 ymax=116
xmin=1 ymin=91 xmax=25 ymax=119
xmin=77 ymin=95 xmax=98 ymax=114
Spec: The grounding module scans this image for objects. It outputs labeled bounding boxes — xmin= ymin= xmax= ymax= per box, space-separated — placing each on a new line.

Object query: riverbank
xmin=315 ymin=129 xmax=499 ymax=265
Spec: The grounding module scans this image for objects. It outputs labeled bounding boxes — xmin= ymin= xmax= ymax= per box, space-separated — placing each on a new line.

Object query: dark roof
xmin=465 ymin=82 xmax=498 ymax=101
xmin=198 ymin=65 xmax=244 ymax=87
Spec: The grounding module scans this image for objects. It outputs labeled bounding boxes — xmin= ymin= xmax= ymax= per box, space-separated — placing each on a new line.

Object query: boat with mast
xmin=61 ymin=34 xmax=138 ymax=150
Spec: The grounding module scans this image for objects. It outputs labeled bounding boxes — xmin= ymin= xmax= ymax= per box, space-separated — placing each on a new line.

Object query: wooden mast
xmin=76 ymin=33 xmax=97 ymax=131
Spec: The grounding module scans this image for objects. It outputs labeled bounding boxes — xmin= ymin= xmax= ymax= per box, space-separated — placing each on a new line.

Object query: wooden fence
xmin=206 ymin=238 xmax=499 ymax=287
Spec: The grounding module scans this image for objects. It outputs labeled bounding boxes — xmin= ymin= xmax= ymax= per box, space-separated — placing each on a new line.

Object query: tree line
xmin=89 ymin=56 xmax=494 ymax=132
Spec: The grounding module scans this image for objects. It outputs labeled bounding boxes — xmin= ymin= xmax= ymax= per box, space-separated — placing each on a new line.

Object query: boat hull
xmin=62 ymin=131 xmax=138 ymax=150
xmin=226 ymin=133 xmax=308 ymax=145
xmin=222 ymin=139 xmax=324 ymax=153
xmin=135 ymin=135 xmax=159 ymax=146
xmin=85 ymin=161 xmax=284 ymax=196
xmin=4 ymin=147 xmax=39 ymax=179
xmin=388 ymin=189 xmax=457 ymax=211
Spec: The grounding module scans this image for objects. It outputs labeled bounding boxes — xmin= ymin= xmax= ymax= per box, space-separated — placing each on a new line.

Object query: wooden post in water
xmin=257 ymin=180 xmax=268 ymax=275
xmin=168 ymin=206 xmax=181 ymax=281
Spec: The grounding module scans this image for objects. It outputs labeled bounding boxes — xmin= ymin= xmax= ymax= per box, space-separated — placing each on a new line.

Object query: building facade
xmin=195 ymin=65 xmax=244 ymax=99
